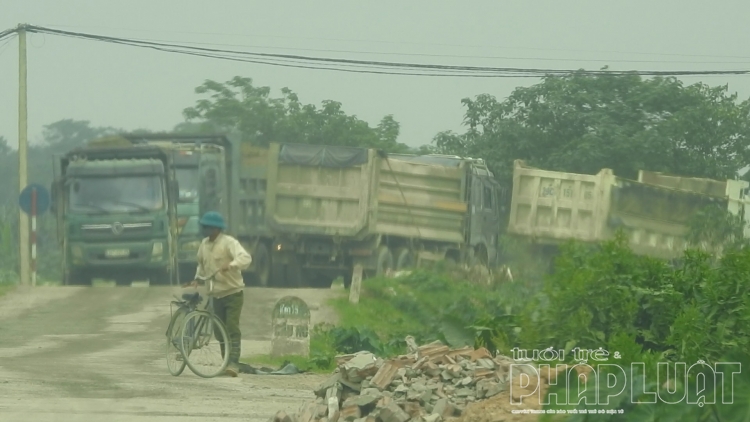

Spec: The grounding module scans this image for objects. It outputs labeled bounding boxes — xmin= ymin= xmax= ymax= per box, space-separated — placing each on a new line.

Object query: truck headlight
xmin=152 ymin=242 xmax=163 ymax=257
xmin=181 ymin=241 xmax=201 ymax=251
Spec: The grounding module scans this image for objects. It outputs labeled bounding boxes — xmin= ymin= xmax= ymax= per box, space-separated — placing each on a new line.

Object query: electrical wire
xmin=4 ymin=24 xmax=750 ymax=78
xmin=20 ymin=25 xmax=567 ymax=77
xmin=37 ymin=22 xmax=750 ymax=62
xmin=28 ymin=26 xmax=750 ymax=65
xmin=0 ymin=28 xmax=17 ymax=41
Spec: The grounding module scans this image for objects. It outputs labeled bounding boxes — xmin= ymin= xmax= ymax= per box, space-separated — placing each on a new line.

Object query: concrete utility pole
xmin=18 ymin=24 xmax=30 ymax=287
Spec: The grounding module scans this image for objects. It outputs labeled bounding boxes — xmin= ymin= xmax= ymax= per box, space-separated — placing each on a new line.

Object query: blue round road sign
xmin=19 ymin=183 xmax=51 ymax=216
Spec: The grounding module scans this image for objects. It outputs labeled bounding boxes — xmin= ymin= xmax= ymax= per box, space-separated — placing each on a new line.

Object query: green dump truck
xmin=265 ymin=143 xmax=505 ymax=287
xmin=120 ymin=133 xmax=224 ymax=281
xmin=121 ymin=133 xmax=274 ymax=286
xmin=51 ymin=139 xmax=181 ymax=285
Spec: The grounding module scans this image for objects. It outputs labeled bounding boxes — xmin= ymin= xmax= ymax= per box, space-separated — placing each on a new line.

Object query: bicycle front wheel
xmin=165 ymin=306 xmax=188 ymax=376
xmin=180 ymin=311 xmax=230 ymax=378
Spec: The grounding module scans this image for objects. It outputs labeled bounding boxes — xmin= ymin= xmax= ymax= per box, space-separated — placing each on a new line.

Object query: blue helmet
xmin=199 ymin=211 xmax=226 ymax=230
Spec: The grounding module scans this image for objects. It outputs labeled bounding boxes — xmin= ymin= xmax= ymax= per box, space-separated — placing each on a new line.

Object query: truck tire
xmin=114 ymin=277 xmax=132 ymax=287
xmin=365 ymin=246 xmax=393 ymax=279
xmin=307 ymin=272 xmax=333 ymax=288
xmin=65 ymin=269 xmax=92 ymax=286
xmin=149 ymin=269 xmax=173 ymax=286
xmin=270 ymin=263 xmax=285 ymax=287
xmin=342 ymin=273 xmax=352 ymax=290
xmin=284 ymin=261 xmax=305 ymax=288
xmin=467 ymin=246 xmax=490 ymax=282
xmin=249 ymin=243 xmax=271 ymax=287
xmin=394 ymin=247 xmax=413 ymax=271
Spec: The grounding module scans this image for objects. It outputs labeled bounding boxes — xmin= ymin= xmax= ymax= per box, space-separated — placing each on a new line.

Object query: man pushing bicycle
xmin=191 ymin=211 xmax=252 ymax=377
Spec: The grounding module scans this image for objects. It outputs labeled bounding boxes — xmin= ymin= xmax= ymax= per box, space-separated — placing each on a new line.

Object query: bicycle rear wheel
xmin=165 ymin=306 xmax=188 ymax=376
xmin=181 ymin=311 xmax=230 ymax=378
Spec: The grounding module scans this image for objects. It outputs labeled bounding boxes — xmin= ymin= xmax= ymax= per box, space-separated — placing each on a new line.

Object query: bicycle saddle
xmin=182 ymin=292 xmax=201 ymax=303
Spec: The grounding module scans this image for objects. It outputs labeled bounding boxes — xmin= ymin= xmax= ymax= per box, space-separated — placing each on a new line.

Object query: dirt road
xmin=0 ymin=285 xmax=343 ymax=421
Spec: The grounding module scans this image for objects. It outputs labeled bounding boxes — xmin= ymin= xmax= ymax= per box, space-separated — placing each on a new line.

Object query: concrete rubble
xmin=268 ymin=340 xmax=557 ymax=422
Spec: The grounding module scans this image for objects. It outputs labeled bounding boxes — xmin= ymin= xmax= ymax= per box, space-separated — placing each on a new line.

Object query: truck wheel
xmin=114 ymin=277 xmax=131 ymax=287
xmin=250 ymin=243 xmax=271 ymax=287
xmin=310 ymin=272 xmax=334 ymax=288
xmin=394 ymin=247 xmax=413 ymax=271
xmin=366 ymin=246 xmax=393 ymax=279
xmin=65 ymin=270 xmax=92 ymax=286
xmin=468 ymin=246 xmax=491 ymax=283
xmin=279 ymin=253 xmax=306 ymax=288
xmin=270 ymin=263 xmax=285 ymax=287
xmin=149 ymin=269 xmax=172 ymax=286
xmin=285 ymin=261 xmax=305 ymax=288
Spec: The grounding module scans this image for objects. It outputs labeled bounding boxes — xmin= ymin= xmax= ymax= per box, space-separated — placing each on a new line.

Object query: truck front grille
xmin=81 ymin=222 xmax=153 ymax=235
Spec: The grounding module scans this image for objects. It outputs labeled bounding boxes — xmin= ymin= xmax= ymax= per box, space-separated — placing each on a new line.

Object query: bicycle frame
xmin=166 ymin=270 xmax=232 ymax=378
xmin=170 ymin=271 xmax=221 ymax=352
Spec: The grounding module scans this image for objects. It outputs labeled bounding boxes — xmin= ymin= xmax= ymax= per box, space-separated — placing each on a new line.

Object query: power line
xmin=31 ymin=24 xmax=750 ymax=65
xmin=5 ymin=24 xmax=750 ymax=78
xmin=17 ymin=25 xmax=567 ymax=77
xmin=7 ymin=25 xmax=541 ymax=77
xmin=0 ymin=36 xmax=14 ymax=57
xmin=38 ymin=22 xmax=750 ymax=62
xmin=0 ymin=28 xmax=17 ymax=41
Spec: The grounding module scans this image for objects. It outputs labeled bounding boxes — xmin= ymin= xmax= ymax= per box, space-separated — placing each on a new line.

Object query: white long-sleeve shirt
xmin=194 ymin=233 xmax=252 ymax=298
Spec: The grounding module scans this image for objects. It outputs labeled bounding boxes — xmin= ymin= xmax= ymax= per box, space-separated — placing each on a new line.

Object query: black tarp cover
xmin=278 ymin=143 xmax=369 ymax=168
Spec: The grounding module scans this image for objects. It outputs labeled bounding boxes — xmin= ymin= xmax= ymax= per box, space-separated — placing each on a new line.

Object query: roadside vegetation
xmin=1 ymin=69 xmax=749 ymax=419
xmin=258 ymin=206 xmax=750 ymax=419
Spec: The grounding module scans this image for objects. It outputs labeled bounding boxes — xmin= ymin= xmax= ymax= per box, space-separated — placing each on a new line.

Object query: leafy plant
xmin=540 ymin=348 xmax=750 ymax=421
xmin=433 ymin=72 xmax=750 ymax=184
xmin=687 ymin=203 xmax=749 ymax=257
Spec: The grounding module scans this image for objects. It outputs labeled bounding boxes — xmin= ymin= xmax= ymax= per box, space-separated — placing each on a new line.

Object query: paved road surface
xmin=0 ymin=285 xmax=342 ymax=421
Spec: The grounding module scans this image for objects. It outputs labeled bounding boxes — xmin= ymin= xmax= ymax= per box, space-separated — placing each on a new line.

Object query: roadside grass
xmin=0 ymin=283 xmax=16 ymax=298
xmin=331 ymin=268 xmax=530 ymax=338
xmin=298 ymin=267 xmax=536 ymax=369
xmin=241 ymin=324 xmax=340 ymax=373
xmin=0 ymin=269 xmax=17 ymax=297
xmin=249 ymin=268 xmax=537 ymax=373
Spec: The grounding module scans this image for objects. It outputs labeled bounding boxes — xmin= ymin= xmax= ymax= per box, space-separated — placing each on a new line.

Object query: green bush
xmin=523 ymin=231 xmax=750 ymax=364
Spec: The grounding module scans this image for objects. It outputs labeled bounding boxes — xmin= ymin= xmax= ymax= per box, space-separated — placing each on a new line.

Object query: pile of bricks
xmin=268 ymin=340 xmax=541 ymax=422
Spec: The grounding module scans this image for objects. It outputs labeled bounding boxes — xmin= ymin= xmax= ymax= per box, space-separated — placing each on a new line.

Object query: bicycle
xmin=165 ymin=271 xmax=231 ymax=378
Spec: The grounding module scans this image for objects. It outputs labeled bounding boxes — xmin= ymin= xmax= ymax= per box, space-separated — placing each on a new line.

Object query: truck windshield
xmin=68 ymin=175 xmax=164 ymax=213
xmin=176 ymin=167 xmax=199 ymax=202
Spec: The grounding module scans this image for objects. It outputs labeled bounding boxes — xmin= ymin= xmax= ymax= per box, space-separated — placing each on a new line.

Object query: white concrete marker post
xmin=348 ymin=264 xmax=363 ymax=304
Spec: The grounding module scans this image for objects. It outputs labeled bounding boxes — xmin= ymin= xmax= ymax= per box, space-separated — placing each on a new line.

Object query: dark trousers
xmin=213 ymin=290 xmax=243 ymax=364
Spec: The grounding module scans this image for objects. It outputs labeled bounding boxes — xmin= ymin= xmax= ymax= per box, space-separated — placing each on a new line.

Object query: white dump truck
xmin=507 ymin=160 xmax=750 ymax=260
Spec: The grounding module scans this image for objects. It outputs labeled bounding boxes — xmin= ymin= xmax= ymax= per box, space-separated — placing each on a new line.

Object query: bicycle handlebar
xmin=182 ymin=270 xmax=221 ymax=295
xmin=194 ymin=271 xmax=220 ymax=282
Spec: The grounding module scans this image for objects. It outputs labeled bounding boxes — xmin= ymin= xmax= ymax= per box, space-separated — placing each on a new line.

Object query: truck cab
xmin=121 ymin=134 xmax=231 ymax=281
xmin=51 ymin=143 xmax=180 ymax=286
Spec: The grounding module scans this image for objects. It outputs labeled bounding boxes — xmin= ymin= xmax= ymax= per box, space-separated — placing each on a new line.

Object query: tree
xmin=182 ymin=76 xmax=410 ymax=152
xmin=433 ymin=71 xmax=750 ymax=182
xmin=40 ymin=119 xmax=118 ymax=154
xmin=0 ymin=136 xmax=10 ymax=156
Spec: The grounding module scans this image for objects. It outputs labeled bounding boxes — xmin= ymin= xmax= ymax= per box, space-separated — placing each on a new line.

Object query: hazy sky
xmin=2 ymin=0 xmax=750 ymax=149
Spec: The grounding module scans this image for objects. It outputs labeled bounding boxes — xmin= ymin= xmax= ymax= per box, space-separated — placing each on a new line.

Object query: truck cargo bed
xmin=375 ymin=156 xmax=466 ymax=243
xmin=508 ymin=160 xmax=748 ymax=259
xmin=266 ymin=144 xmax=374 ymax=237
xmin=266 ymin=143 xmax=468 ymax=244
